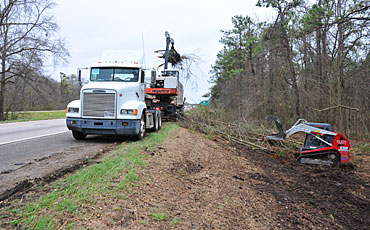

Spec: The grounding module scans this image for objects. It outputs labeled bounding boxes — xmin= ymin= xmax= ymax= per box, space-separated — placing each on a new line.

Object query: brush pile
xmin=155 ymin=47 xmax=196 ymax=69
xmin=181 ymin=106 xmax=303 ymax=161
xmin=155 ymin=47 xmax=182 ymax=67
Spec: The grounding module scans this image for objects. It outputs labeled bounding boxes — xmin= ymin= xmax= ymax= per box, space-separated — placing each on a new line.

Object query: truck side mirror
xmin=141 ymin=70 xmax=145 ymax=83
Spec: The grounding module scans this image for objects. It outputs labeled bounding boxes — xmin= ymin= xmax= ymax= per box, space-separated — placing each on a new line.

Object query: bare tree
xmin=0 ymin=0 xmax=68 ymax=120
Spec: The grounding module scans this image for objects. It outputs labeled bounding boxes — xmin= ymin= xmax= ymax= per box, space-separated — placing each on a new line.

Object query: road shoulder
xmin=0 ymin=142 xmax=115 ymax=201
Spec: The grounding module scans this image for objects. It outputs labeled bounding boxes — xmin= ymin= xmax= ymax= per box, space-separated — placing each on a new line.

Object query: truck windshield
xmin=90 ymin=67 xmax=139 ymax=82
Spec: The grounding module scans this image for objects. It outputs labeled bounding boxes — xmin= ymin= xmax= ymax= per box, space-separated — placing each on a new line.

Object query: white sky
xmin=50 ymin=0 xmax=274 ymax=103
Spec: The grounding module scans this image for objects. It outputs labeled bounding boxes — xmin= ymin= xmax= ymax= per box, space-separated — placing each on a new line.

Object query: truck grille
xmin=83 ymin=92 xmax=116 ymax=118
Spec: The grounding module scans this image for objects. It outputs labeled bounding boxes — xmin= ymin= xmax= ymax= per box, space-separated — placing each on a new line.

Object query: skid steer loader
xmin=265 ymin=115 xmax=350 ymax=165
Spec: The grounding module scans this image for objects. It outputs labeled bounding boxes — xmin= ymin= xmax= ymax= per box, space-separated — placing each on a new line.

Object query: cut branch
xmin=311 ymin=105 xmax=359 ymax=112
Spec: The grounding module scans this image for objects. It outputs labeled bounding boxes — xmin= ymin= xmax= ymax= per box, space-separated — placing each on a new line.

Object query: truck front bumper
xmin=66 ymin=118 xmax=140 ymax=136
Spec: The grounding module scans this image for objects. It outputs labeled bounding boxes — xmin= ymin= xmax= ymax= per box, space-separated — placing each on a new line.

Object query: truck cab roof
xmin=91 ymin=61 xmax=143 ymax=69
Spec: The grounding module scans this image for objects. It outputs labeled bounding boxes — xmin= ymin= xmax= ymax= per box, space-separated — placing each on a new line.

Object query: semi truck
xmin=66 ymin=51 xmax=161 ymax=141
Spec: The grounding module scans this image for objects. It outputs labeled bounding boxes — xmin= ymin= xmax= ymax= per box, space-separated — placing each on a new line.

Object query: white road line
xmin=0 ymin=130 xmax=69 ymax=146
xmin=0 ymin=124 xmax=47 ymax=130
xmin=0 ymin=119 xmax=65 ymax=127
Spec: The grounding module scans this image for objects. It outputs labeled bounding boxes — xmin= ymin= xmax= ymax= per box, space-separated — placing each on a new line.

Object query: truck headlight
xmin=120 ymin=109 xmax=138 ymax=115
xmin=68 ymin=107 xmax=79 ymax=113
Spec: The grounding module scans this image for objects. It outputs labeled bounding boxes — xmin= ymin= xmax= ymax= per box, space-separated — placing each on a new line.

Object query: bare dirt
xmin=81 ymin=127 xmax=370 ymax=229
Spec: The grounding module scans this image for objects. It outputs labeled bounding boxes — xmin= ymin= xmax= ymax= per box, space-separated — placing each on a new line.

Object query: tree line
xmin=209 ymin=0 xmax=370 ymax=136
xmin=4 ymin=73 xmax=81 ymax=118
xmin=0 ymin=0 xmax=74 ymax=120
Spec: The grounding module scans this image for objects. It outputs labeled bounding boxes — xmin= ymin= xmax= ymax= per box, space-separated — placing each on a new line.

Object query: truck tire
xmin=158 ymin=112 xmax=162 ymax=130
xmin=150 ymin=113 xmax=159 ymax=132
xmin=72 ymin=131 xmax=86 ymax=140
xmin=133 ymin=115 xmax=145 ymax=141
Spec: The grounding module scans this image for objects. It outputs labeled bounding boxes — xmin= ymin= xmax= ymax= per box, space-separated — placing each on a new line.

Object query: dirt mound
xmin=172 ymin=159 xmax=204 ymax=175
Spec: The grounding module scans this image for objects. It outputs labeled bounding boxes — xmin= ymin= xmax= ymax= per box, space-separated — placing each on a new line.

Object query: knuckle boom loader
xmin=145 ymin=31 xmax=184 ymax=121
xmin=265 ymin=115 xmax=350 ymax=165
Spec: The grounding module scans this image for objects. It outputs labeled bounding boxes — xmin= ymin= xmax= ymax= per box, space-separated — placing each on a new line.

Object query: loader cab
xmin=301 ymin=123 xmax=334 ymax=151
xmin=162 ymin=70 xmax=179 ymax=77
xmin=154 ymin=69 xmax=180 ymax=88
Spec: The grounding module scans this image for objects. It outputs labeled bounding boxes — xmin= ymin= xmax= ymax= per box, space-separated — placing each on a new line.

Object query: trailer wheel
xmin=133 ymin=115 xmax=145 ymax=141
xmin=72 ymin=131 xmax=86 ymax=140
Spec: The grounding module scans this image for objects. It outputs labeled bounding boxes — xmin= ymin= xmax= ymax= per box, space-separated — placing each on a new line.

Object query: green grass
xmin=1 ymin=123 xmax=178 ymax=229
xmin=288 ymin=142 xmax=300 ymax=150
xmin=206 ymin=131 xmax=215 ymax=140
xmin=356 ymin=143 xmax=370 ymax=154
xmin=0 ymin=110 xmax=66 ymax=123
xmin=278 ymin=151 xmax=286 ymax=158
xmin=170 ymin=217 xmax=180 ymax=225
xmin=149 ymin=209 xmax=168 ymax=221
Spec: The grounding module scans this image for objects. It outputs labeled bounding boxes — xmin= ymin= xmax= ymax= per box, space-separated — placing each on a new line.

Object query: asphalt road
xmin=0 ymin=119 xmax=111 ymax=173
xmin=0 ymin=119 xmax=68 ymax=146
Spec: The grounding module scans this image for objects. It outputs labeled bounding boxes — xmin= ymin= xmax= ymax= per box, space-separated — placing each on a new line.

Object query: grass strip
xmin=1 ymin=123 xmax=178 ymax=229
xmin=149 ymin=209 xmax=168 ymax=221
xmin=0 ymin=111 xmax=66 ymax=123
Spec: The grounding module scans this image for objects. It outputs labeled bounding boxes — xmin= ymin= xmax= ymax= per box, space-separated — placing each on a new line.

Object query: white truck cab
xmin=66 ymin=54 xmax=161 ymax=140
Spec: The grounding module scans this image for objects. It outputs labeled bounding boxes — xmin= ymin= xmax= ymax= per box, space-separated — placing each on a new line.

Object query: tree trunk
xmin=0 ymin=56 xmax=6 ymax=121
xmin=337 ymin=0 xmax=346 ymax=134
xmin=280 ymin=21 xmax=301 ymax=117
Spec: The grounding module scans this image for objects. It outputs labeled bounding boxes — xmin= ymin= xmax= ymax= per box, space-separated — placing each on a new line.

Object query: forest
xmin=208 ymin=0 xmax=369 ymax=136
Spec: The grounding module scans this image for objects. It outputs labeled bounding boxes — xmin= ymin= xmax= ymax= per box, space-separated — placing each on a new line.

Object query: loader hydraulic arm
xmin=266 ymin=116 xmax=337 ymax=146
xmin=164 ymin=31 xmax=174 ymax=70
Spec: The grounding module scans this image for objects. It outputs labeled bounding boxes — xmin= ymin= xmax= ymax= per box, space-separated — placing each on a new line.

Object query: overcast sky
xmin=51 ymin=0 xmax=274 ymax=103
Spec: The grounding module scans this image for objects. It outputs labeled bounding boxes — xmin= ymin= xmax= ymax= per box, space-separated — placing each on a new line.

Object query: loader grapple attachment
xmin=265 ymin=115 xmax=286 ymax=141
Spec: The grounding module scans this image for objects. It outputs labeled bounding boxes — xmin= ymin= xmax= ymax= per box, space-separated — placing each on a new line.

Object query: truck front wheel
xmin=133 ymin=115 xmax=145 ymax=141
xmin=72 ymin=131 xmax=86 ymax=140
